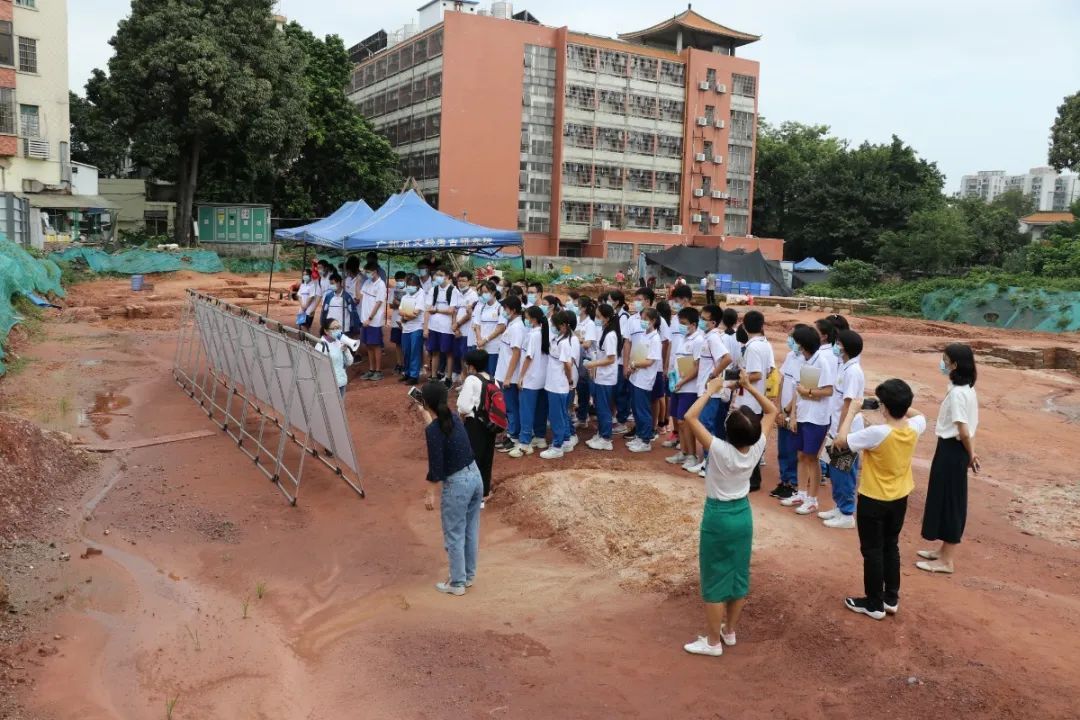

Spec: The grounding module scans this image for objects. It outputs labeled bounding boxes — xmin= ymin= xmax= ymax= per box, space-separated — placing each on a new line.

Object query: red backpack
xmin=476 ymin=373 xmax=508 ymax=433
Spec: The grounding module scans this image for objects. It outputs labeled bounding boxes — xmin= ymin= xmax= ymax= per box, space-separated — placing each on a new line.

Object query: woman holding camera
xmin=415 ymin=381 xmax=483 ymax=596
xmin=681 ymin=370 xmax=777 ymax=657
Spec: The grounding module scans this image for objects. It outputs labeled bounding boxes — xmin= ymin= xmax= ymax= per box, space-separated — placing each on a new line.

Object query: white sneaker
xmin=824 ymin=513 xmax=856 ymax=529
xmin=661 ymin=437 xmax=679 ymax=448
xmin=795 ymin=498 xmax=819 ymax=515
xmin=566 ymin=435 xmax=579 ymax=450
xmin=611 ymin=423 xmax=630 ymax=435
xmin=818 ymin=508 xmax=840 ymax=520
xmin=666 ymin=452 xmax=689 ymax=465
xmin=586 ymin=438 xmax=613 ymax=451
xmin=627 ymin=439 xmax=652 ymax=453
xmin=720 ymin=623 xmax=737 ymax=647
xmin=507 ymin=443 xmax=534 ymax=458
xmin=685 ymin=459 xmax=706 ymax=474
xmin=698 ymin=468 xmax=707 ymax=478
xmin=780 ymin=491 xmax=806 ymax=507
xmin=683 ymin=636 xmax=723 ymax=657
xmin=531 ymin=438 xmax=548 ymax=450
xmin=539 ymin=446 xmax=564 ymax=460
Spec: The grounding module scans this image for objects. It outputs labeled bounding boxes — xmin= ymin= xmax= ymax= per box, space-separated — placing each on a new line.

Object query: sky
xmin=68 ymin=0 xmax=1080 ymax=192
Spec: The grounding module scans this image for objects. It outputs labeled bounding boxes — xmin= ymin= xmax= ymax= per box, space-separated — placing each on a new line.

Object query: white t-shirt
xmin=419 ymin=276 xmax=433 ymax=293
xmin=477 ymin=302 xmax=504 ymax=353
xmin=658 ymin=316 xmax=673 ymax=370
xmin=848 ymin=415 xmax=927 ymax=452
xmin=297 ymin=280 xmax=319 ymax=314
xmin=779 ymin=349 xmax=805 ymax=412
xmin=579 ymin=317 xmax=600 ymax=361
xmin=705 ymin=435 xmax=767 ymax=501
xmin=545 ymin=335 xmax=573 ymax=394
xmin=674 ymin=330 xmax=703 ymax=392
xmin=454 ymin=287 xmax=479 ymax=339
xmin=626 ymin=311 xmax=644 ymax=359
xmin=936 ymin=384 xmax=979 ymax=439
xmin=521 ymin=327 xmax=548 ymax=391
xmin=698 ymin=330 xmax=730 ymax=398
xmin=734 ymin=336 xmax=774 ymax=414
xmin=831 ymin=357 xmax=866 ymax=435
xmin=390 ymin=283 xmax=404 ymax=327
xmin=360 ymin=277 xmax=387 ymax=327
xmin=495 ymin=317 xmax=526 ymax=385
xmin=594 ymin=329 xmax=618 ymax=386
xmin=630 ymin=330 xmax=662 ymax=391
xmin=569 ymin=334 xmax=581 ymax=386
xmin=400 ymin=289 xmax=426 ymax=333
xmin=427 ymin=284 xmax=457 ymax=334
xmin=344 ymin=274 xmax=360 ymax=299
xmin=616 ymin=309 xmax=631 ymax=366
xmin=722 ymin=332 xmax=742 ymax=370
xmin=796 ymin=346 xmax=837 ymax=426
xmin=325 ymin=291 xmax=351 ymax=333
xmin=317 ymin=276 xmax=332 ymax=297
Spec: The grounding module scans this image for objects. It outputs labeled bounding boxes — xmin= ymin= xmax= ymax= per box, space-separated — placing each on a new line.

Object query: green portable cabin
xmin=196 ymin=204 xmax=271 ymax=243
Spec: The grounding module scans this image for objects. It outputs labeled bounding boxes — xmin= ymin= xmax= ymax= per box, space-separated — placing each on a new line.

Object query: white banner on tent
xmin=173 ymin=291 xmax=363 ymax=504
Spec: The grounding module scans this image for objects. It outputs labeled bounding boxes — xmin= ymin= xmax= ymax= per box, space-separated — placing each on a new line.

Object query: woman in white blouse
xmin=918 ymin=344 xmax=980 ymax=575
xmin=457 ymin=348 xmax=498 ymax=504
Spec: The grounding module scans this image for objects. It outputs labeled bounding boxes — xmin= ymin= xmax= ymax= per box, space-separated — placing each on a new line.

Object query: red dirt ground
xmin=0 ymin=271 xmax=1078 ymax=719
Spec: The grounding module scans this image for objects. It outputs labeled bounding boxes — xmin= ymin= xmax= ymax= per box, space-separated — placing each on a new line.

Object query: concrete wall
xmin=200 ymin=242 xmax=280 ymax=259
xmin=99 ymin=178 xmax=177 ymax=234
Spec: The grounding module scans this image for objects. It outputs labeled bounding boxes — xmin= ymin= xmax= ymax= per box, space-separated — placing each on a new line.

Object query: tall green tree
xmin=875 ymin=205 xmax=976 ymax=276
xmin=956 ymin=197 xmax=1030 ymax=267
xmin=1049 ymin=92 xmax=1080 ymax=172
xmin=102 ymin=0 xmax=306 ymax=245
xmin=69 ymin=71 xmax=129 ymax=177
xmin=989 ymin=188 xmax=1037 ymax=218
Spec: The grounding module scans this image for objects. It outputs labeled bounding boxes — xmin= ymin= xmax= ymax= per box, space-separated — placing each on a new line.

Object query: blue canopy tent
xmin=793 ymin=257 xmax=829 ymax=272
xmin=273 ymin=200 xmax=373 ymax=242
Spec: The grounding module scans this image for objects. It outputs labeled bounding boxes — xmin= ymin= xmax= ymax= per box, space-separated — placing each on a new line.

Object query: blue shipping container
xmin=760 ymin=284 xmax=772 ymax=297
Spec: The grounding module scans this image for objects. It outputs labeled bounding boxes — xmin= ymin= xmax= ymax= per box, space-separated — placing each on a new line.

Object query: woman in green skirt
xmin=682 ymin=370 xmax=778 ymax=656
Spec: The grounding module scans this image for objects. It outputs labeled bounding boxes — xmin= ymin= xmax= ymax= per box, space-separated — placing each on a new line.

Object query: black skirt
xmin=921 ymin=437 xmax=969 ymax=544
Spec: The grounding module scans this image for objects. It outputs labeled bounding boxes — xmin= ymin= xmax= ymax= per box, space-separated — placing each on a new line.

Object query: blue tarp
xmin=275 ymin=200 xmax=374 ymax=245
xmin=794 ymin=257 xmax=829 ymax=272
xmin=339 ymin=192 xmax=522 ymax=255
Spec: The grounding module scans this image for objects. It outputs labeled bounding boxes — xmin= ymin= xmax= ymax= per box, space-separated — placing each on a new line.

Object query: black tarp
xmin=643 ymin=246 xmax=792 ymax=296
xmin=792 ymin=270 xmax=832 ymax=290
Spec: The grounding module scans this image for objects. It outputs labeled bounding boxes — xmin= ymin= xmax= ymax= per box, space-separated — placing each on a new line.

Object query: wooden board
xmin=80 ymin=429 xmax=218 ymax=453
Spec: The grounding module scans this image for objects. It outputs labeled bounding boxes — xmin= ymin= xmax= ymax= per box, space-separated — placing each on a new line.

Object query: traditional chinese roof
xmin=1020 ymin=212 xmax=1075 ymax=226
xmin=618 ymin=8 xmax=760 ymax=49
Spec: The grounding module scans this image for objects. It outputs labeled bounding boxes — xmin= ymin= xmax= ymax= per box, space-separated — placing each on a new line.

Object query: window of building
xmin=650 ymin=210 xmax=678 ymax=232
xmin=658 ymin=99 xmax=684 ymax=123
xmin=596 ymin=127 xmax=624 ymax=153
xmin=0 ymin=22 xmax=13 ymax=67
xmin=631 ymin=56 xmax=657 ymax=81
xmin=19 ymin=104 xmax=39 ymax=138
xmin=627 ymin=130 xmax=656 ymax=156
xmin=627 ymin=168 xmax=653 ymax=192
xmin=563 ymin=201 xmax=590 ymax=225
xmin=563 ymin=162 xmax=591 ymax=187
xmin=701 ymin=175 xmax=712 ymax=193
xmin=624 ymin=205 xmax=650 ymax=229
xmin=659 ymin=61 xmax=685 ymax=86
xmin=566 ymin=84 xmax=595 ymax=110
xmin=703 ymin=140 xmax=714 ymax=162
xmin=706 ymin=68 xmax=717 ymax=85
xmin=727 ymin=144 xmax=752 ymax=174
xmin=730 ymin=110 xmax=754 ymax=143
xmin=144 ymin=210 xmax=169 ymax=236
xmin=17 ymin=37 xmax=36 ymax=73
xmin=598 ymin=50 xmax=628 ymax=76
xmin=606 ymin=242 xmax=633 ymax=263
xmin=732 ymin=74 xmax=757 ymax=98
xmin=656 ymin=171 xmax=680 ymax=194
xmin=528 ymin=177 xmax=551 ymax=195
xmin=599 ymin=89 xmax=626 ymax=115
xmin=656 ymin=134 xmax=682 ymax=158
xmin=593 ymin=202 xmax=620 ymax=227
xmin=704 ymin=105 xmax=715 ymax=123
xmin=15 ymin=0 xmax=37 ymax=8
xmin=567 ymin=45 xmax=597 ymax=72
xmin=629 ymin=94 xmax=657 ymax=119
xmin=0 ymin=88 xmax=14 ymax=134
xmin=639 ymin=242 xmax=667 ymax=254
xmin=594 ymin=165 xmax=623 ymax=190
xmin=727 ymin=177 xmax=751 ymax=209
xmin=724 ymin=213 xmax=749 ymax=236
xmin=528 ymin=216 xmax=550 ymax=233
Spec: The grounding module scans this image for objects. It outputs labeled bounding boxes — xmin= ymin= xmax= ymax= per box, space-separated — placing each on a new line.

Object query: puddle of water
xmin=77 ymin=392 xmax=132 ymax=440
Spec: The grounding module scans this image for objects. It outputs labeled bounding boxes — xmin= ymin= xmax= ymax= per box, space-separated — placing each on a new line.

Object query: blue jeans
xmin=593 ymin=383 xmax=614 ymax=439
xmin=547 ymin=391 xmax=570 ymax=448
xmin=440 ymin=461 xmax=483 ymax=586
xmin=402 ymin=330 xmax=424 ymax=379
xmin=631 ymin=385 xmax=654 ymax=442
xmin=830 ymin=459 xmax=859 ymax=515
xmin=503 ymin=384 xmax=520 ymax=441
xmin=452 ymin=336 xmax=468 ymax=375
xmin=700 ymin=398 xmax=729 ymax=441
xmin=518 ymin=388 xmax=541 ymax=445
xmin=777 ymin=426 xmax=799 ymax=487
xmin=486 ymin=353 xmax=499 ymax=377
xmin=575 ymin=373 xmax=592 ymax=422
xmin=616 ymin=370 xmax=632 ymax=423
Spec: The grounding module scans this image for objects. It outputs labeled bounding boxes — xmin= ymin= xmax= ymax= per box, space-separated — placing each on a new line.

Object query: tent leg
xmin=265 ymin=242 xmax=276 ymax=316
xmin=519 ymin=243 xmax=526 ymax=283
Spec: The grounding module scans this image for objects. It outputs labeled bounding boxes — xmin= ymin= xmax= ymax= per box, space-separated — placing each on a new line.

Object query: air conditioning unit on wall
xmin=671 ymin=224 xmax=683 ymax=234
xmin=698 ymin=81 xmax=710 ymax=90
xmin=710 ymin=216 xmax=721 ymax=224
xmin=601 ymin=220 xmax=613 ymax=230
xmin=694 ymin=153 xmax=706 ymax=162
xmin=23 ymin=139 xmax=49 ymax=160
xmin=696 ymin=117 xmax=708 ymax=126
xmin=691 ymin=213 xmax=704 ymax=223
xmin=715 ymin=83 xmax=727 ymax=94
xmin=715 ymin=119 xmax=725 ymax=129
xmin=693 ymin=188 xmax=705 ymax=197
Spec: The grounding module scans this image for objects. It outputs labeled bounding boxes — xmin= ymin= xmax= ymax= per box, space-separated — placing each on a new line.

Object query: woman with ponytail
xmin=417 ymin=380 xmax=483 ymax=596
xmin=510 ymin=305 xmax=551 ymax=458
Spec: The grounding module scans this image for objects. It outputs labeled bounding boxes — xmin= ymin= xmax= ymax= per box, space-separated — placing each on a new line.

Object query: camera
xmin=408 ymin=386 xmax=424 ymax=404
xmin=723 ymin=368 xmax=741 ymax=381
xmin=861 ymin=397 xmax=881 ymax=411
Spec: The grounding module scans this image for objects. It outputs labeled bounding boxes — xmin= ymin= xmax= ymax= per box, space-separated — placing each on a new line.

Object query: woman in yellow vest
xmin=835 ymin=379 xmax=926 ymax=620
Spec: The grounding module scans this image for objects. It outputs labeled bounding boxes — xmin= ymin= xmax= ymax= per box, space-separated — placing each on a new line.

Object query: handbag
xmin=827 ymin=443 xmax=858 ymax=473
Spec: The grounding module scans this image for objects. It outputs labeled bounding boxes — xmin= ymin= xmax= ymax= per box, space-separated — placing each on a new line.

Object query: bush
xmin=827 ymin=259 xmax=880 ymax=289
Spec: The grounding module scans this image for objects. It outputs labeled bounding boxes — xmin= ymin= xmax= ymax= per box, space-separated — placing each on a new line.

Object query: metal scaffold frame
xmin=172 ymin=290 xmax=364 ymax=505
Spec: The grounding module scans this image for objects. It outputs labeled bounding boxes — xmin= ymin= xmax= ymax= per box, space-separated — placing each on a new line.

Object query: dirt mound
xmin=495 ymin=469 xmax=704 ymax=594
xmin=0 ymin=412 xmax=91 ymax=541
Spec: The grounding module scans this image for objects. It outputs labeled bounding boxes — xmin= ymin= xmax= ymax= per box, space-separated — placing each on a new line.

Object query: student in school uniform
xmin=319 ymin=272 xmax=358 ymax=340
xmin=627 ymin=308 xmax=663 ymax=453
xmin=540 ymin=311 xmax=576 ymax=460
xmin=819 ymin=330 xmax=867 ymax=528
xmin=344 ymin=256 xmax=362 ymax=309
xmin=781 ymin=325 xmax=836 ymax=516
xmin=836 ymin=379 xmax=926 ymax=620
xmin=450 ymin=271 xmax=478 ymax=387
xmin=655 ymin=300 xmax=675 ymax=445
xmin=585 ymin=303 xmax=620 ymax=451
xmin=667 ymin=306 xmax=704 ymax=469
xmin=563 ymin=310 xmax=581 ymax=449
xmin=416 ymin=258 xmax=434 ymax=293
xmin=457 ymin=348 xmax=498 ymax=505
xmin=398 ymin=273 xmax=426 ymax=386
xmin=525 ymin=281 xmax=544 ymax=310
xmin=770 ymin=325 xmax=809 ymax=499
xmin=316 ymin=260 xmax=333 ymax=298
xmin=389 ymin=271 xmax=407 ymax=375
xmin=610 ymin=290 xmax=634 ymax=435
xmin=296 ymin=268 xmax=319 ymax=333
xmin=632 ymin=289 xmax=670 ymax=438
xmin=317 ymin=320 xmax=353 ymax=399
xmin=688 ymin=305 xmax=734 ymax=476
xmin=475 ymin=281 xmax=505 ymax=378
xmin=721 ymin=308 xmax=741 ymax=372
xmin=494 ymin=297 xmax=526 ymax=453
xmin=510 ymin=306 xmax=550 ymax=458
xmin=731 ymin=311 xmax=775 ymax=492
xmin=574 ymin=298 xmax=599 ymax=429
xmin=424 ymin=269 xmax=459 ymax=385
xmin=358 ymin=262 xmax=387 ymax=381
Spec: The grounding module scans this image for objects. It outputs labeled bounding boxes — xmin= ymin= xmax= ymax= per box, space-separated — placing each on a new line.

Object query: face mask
xmin=500 ymin=309 xmax=509 ymax=321
xmin=332 ymin=284 xmax=341 ymax=293
xmin=671 ymin=302 xmax=683 ymax=312
xmin=698 ymin=319 xmax=708 ymax=332
xmin=331 ymin=329 xmax=343 ymax=340
xmin=832 ymin=345 xmax=842 ymax=357
xmin=434 ymin=275 xmax=446 ymax=285
xmin=676 ymin=324 xmax=689 ymax=336
xmin=302 ymin=275 xmax=311 ymax=283
xmin=419 ymin=269 xmax=428 ymax=277
xmin=540 ymin=305 xmax=550 ymax=317
xmin=405 ymin=286 xmax=419 ymax=295
xmin=633 ymin=300 xmax=644 ymax=313
xmin=566 ymin=302 xmax=577 ymax=314
xmin=481 ymin=292 xmax=492 ymax=303
xmin=939 ymin=359 xmax=950 ymax=376
xmin=787 ymin=337 xmax=797 ymax=352
xmin=594 ymin=319 xmax=603 ymax=328
xmin=527 ymin=293 xmax=537 ymax=305
xmin=640 ymin=320 xmax=650 ymax=331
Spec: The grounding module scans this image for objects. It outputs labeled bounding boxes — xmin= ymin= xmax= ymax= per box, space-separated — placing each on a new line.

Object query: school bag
xmin=475 ymin=373 xmax=508 ymax=434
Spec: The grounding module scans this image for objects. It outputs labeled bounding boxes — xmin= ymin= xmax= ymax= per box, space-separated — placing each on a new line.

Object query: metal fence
xmin=172 ymin=290 xmax=364 ymax=505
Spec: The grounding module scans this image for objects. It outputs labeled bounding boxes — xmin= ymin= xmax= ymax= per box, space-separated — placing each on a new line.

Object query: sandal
xmin=915 ymin=560 xmax=954 ymax=574
xmin=916 ymin=550 xmax=940 ymax=560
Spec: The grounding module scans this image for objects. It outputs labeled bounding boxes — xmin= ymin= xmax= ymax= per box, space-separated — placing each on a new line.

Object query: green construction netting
xmin=923 ymin=284 xmax=1080 ymax=333
xmin=0 ymin=238 xmax=65 ymax=375
xmin=49 ymin=246 xmax=225 ymax=274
